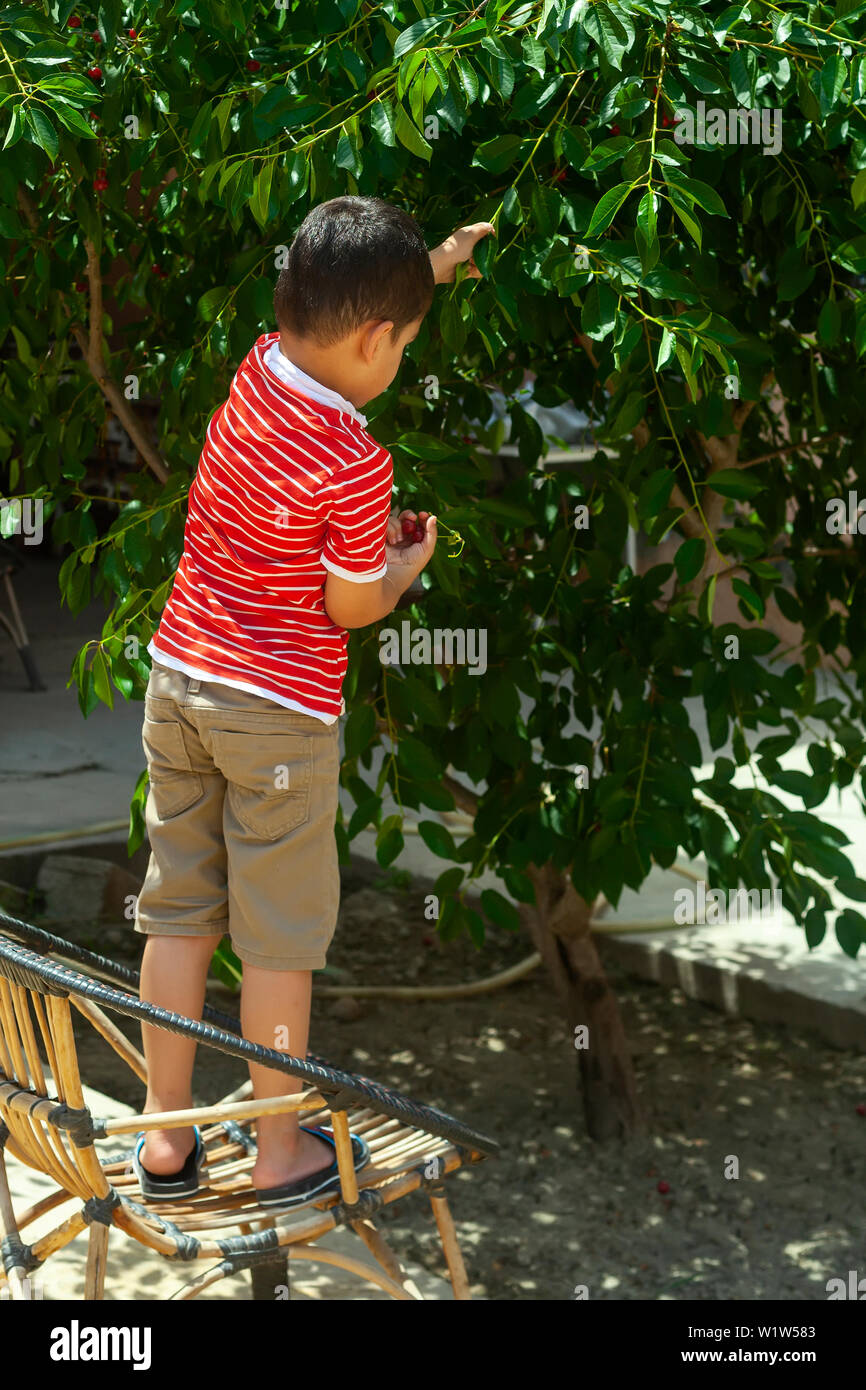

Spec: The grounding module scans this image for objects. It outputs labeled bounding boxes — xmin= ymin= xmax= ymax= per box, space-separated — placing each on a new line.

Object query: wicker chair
xmin=0 ymin=909 xmax=498 ymax=1301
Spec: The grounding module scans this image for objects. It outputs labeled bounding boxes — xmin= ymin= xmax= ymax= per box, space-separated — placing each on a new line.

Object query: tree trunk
xmin=526 ymin=862 xmax=646 ymax=1141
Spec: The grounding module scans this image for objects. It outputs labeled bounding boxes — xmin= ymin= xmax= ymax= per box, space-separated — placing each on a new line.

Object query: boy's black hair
xmin=273 ymin=196 xmax=434 ymax=346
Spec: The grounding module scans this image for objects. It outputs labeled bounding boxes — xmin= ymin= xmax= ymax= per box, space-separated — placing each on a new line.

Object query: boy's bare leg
xmin=242 ymin=965 xmax=334 ymax=1188
xmin=139 ymin=933 xmax=222 ymax=1173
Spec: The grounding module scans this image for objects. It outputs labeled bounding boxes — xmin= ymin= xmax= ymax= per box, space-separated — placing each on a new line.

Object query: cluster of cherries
xmin=401 ymin=516 xmax=426 ymax=545
xmin=67 ymin=13 xmax=138 ymax=82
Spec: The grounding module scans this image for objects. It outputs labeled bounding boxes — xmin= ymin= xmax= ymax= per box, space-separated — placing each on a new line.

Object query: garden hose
xmin=0 ymin=820 xmax=715 ymax=1003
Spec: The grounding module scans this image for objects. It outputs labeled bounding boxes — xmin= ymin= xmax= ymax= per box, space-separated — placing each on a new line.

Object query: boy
xmin=132 ymin=197 xmax=493 ymax=1206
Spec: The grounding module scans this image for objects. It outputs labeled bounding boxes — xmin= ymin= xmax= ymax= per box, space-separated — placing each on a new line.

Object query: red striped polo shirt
xmin=148 ymin=331 xmax=393 ymax=723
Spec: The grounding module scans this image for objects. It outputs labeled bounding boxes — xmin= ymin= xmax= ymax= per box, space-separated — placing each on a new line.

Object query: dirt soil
xmin=58 ymin=854 xmax=866 ymax=1302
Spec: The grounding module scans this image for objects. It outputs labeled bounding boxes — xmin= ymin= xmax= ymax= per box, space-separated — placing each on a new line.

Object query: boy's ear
xmin=360 ymin=318 xmax=396 ymax=362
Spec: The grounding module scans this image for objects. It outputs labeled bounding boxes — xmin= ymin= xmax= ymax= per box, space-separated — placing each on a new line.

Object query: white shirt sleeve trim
xmin=322 ymin=556 xmax=388 ymax=582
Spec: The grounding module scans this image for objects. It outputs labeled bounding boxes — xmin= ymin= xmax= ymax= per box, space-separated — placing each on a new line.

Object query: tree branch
xmin=738 ymin=432 xmax=841 ymax=470
xmin=16 ymin=186 xmax=169 ymax=485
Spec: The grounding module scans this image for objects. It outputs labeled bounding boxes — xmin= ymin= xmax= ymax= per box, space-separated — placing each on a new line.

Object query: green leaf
xmin=668 ymin=189 xmax=702 ymax=249
xmin=394 ymin=104 xmax=432 ymax=160
xmin=585 ymin=181 xmax=633 ymax=237
xmin=249 ymin=160 xmax=273 ymax=227
xmin=636 ymin=188 xmax=657 ymax=242
xmin=817 ymin=297 xmax=841 ymax=348
xmin=819 ymin=54 xmax=847 ymax=117
xmin=393 ymin=17 xmax=443 ymax=62
xmin=706 ymin=469 xmax=765 ymax=500
xmin=170 ymin=348 xmax=193 ymax=389
xmin=91 ymin=647 xmax=113 ymax=710
xmin=835 ymin=908 xmax=865 ymax=958
xmin=851 ymin=169 xmax=866 ymax=218
xmin=26 ymin=107 xmax=59 ymax=161
xmin=471 ymin=133 xmax=523 ymax=173
xmin=53 ymin=103 xmax=97 ymax=139
xmin=656 ymin=327 xmax=676 ymax=370
xmin=664 ymin=171 xmax=727 ymax=217
xmin=454 ymin=56 xmax=479 ymax=105
xmin=197 ymin=286 xmax=230 ymax=322
xmin=521 ymin=36 xmax=546 ymax=77
xmin=502 ymin=185 xmax=522 ymax=224
xmin=418 ymin=819 xmax=458 ymax=860
xmin=370 ymin=97 xmax=396 ymax=146
xmin=698 ymin=572 xmax=718 ymax=624
xmin=2 ymin=105 xmax=24 ymax=150
xmin=480 ymin=888 xmax=521 ymax=931
xmin=344 ymin=703 xmax=376 ymax=759
xmin=21 ymin=42 xmax=74 ymax=66
xmin=583 ymin=3 xmax=630 ymax=66
xmin=731 ymin=578 xmax=764 ymax=618
xmin=376 ymin=823 xmax=404 ymax=867
xmin=122 ymin=527 xmax=150 ymax=573
xmin=674 ymin=537 xmax=705 ymax=582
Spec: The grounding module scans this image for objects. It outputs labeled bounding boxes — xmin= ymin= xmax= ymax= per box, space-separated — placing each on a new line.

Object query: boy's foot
xmin=140 ymin=1125 xmax=197 ymax=1175
xmin=252 ymin=1128 xmax=371 ymax=1209
xmin=251 ymin=1127 xmax=336 ymax=1191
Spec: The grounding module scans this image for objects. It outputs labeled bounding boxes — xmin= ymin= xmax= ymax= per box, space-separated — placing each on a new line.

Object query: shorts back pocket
xmin=142 ymin=716 xmax=204 ymax=819
xmin=211 ymin=728 xmax=312 ymax=840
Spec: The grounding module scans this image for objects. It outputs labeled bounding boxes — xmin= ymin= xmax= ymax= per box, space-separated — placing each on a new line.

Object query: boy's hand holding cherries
xmin=386 ymin=507 xmax=437 ymax=566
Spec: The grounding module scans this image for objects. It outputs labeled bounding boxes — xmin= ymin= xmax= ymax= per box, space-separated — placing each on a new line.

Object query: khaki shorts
xmin=134 ymin=661 xmax=341 ymax=971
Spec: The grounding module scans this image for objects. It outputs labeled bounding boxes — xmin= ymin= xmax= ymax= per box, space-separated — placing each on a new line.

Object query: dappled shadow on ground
xmin=64 ymin=856 xmax=865 ymax=1301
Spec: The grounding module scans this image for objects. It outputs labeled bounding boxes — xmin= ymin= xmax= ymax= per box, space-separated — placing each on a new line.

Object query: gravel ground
xmin=61 ymin=855 xmax=866 ymax=1302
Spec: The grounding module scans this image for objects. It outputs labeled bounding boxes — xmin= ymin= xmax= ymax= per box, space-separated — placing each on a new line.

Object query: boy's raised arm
xmin=429 ymin=222 xmax=496 ymax=284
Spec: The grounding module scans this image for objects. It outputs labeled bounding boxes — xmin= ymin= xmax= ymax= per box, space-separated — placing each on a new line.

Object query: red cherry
xmin=609 ymin=124 xmax=621 ymax=136
xmin=128 ymin=28 xmax=138 ymax=38
xmin=246 ymin=59 xmax=261 ymax=72
xmin=661 ymin=113 xmax=672 ymax=128
xmin=657 ymin=1180 xmax=670 ymax=1194
xmin=652 ymin=85 xmax=658 ymax=97
xmin=74 ymin=279 xmax=88 ymax=292
xmin=857 ymin=1103 xmax=866 ymax=1116
xmin=555 ymin=168 xmax=567 ymax=183
xmin=87 ymin=66 xmax=102 ymax=81
xmin=89 ymin=110 xmax=99 ymax=120
xmin=91 ymin=31 xmax=101 ymax=42
xmin=401 ymin=519 xmax=415 ymax=536
xmin=414 ymin=525 xmax=424 ymax=543
xmin=68 ymin=15 xmax=82 ymax=27
xmin=94 ymin=179 xmax=109 ymax=192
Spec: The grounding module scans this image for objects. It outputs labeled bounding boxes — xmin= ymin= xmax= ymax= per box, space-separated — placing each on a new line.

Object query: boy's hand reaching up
xmin=429 ymin=223 xmax=496 ymax=284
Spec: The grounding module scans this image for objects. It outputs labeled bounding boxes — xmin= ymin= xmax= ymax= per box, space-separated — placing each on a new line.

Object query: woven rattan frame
xmin=0 ymin=909 xmax=498 ymax=1301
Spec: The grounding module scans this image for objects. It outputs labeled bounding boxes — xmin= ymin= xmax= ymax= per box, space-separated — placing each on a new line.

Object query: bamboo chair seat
xmin=0 ymin=909 xmax=498 ymax=1301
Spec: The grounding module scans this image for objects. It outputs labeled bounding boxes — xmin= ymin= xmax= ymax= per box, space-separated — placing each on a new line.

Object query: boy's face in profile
xmin=354 ymin=314 xmax=424 ymax=406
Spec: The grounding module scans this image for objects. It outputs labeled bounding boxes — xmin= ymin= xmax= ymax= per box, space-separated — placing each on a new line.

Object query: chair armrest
xmin=99 ymin=1088 xmax=329 ymax=1137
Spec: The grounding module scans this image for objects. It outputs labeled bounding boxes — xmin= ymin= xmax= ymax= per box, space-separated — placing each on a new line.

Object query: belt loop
xmin=188 ymin=678 xmax=201 ymax=693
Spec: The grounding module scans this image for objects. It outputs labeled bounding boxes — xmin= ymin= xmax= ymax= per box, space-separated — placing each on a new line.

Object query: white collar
xmin=264 ymin=337 xmax=367 ymax=427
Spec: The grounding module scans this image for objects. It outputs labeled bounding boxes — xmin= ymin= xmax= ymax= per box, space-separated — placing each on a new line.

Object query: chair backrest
xmin=0 ymin=938 xmax=113 ymax=1205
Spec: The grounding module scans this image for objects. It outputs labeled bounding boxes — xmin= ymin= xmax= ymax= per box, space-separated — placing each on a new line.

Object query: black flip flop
xmin=132 ymin=1126 xmax=206 ymax=1201
xmin=255 ymin=1126 xmax=370 ymax=1209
